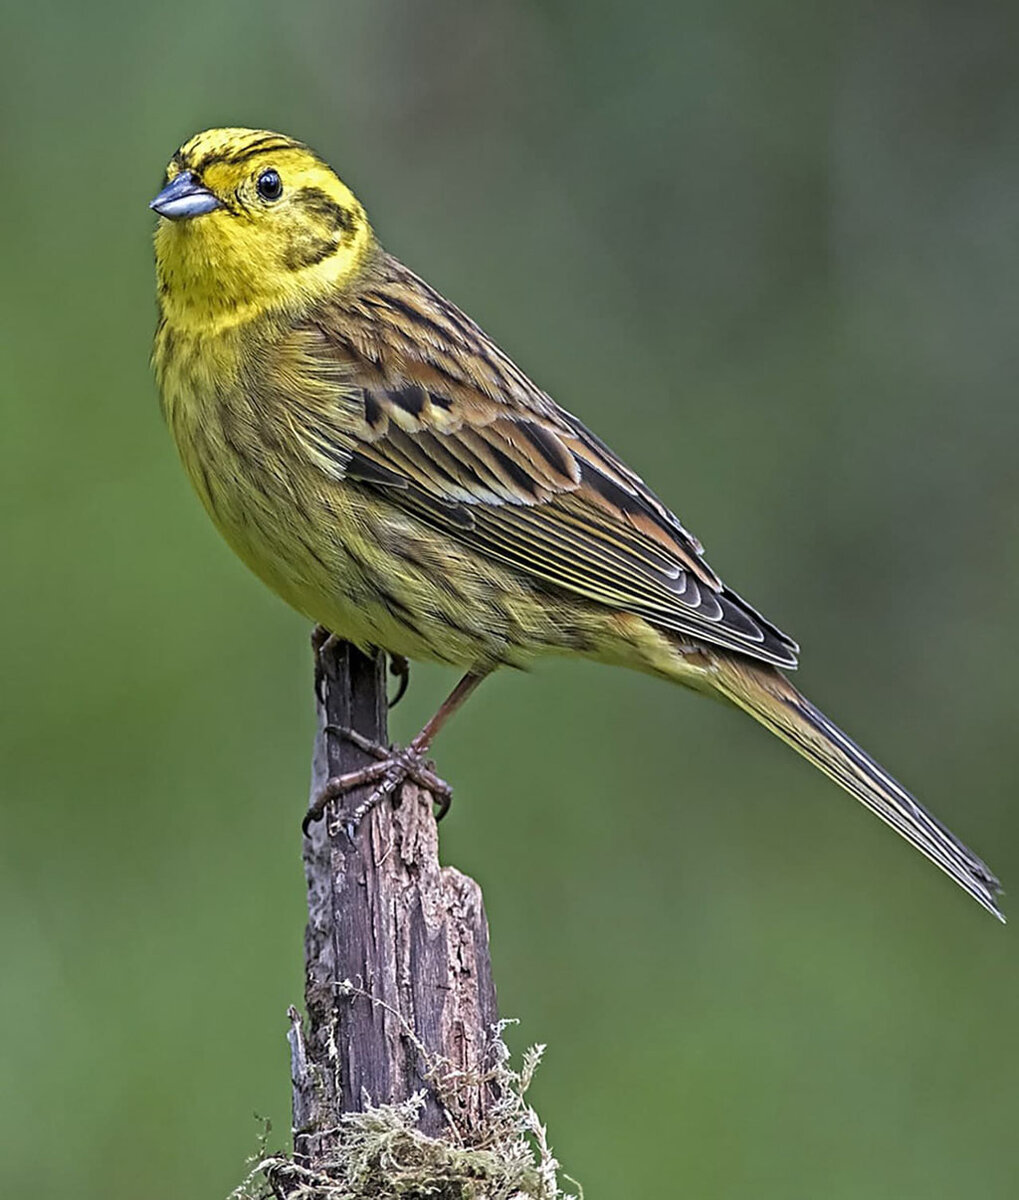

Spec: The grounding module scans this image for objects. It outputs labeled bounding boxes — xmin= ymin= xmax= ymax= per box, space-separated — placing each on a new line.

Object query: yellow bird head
xmin=152 ymin=127 xmax=374 ymax=331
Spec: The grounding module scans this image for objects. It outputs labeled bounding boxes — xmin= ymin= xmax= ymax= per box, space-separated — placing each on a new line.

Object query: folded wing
xmin=296 ymin=262 xmax=800 ymax=668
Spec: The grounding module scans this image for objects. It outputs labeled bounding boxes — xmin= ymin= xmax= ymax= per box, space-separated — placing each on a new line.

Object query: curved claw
xmin=388 ymin=654 xmax=410 ymax=709
xmin=433 ymin=787 xmax=452 ymax=822
xmin=303 ymin=760 xmax=390 ymax=834
xmin=302 ymin=741 xmax=453 ymax=837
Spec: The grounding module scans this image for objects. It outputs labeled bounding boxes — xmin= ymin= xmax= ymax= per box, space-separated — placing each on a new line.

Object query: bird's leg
xmin=388 ymin=653 xmax=410 ymax=708
xmin=303 ymin=668 xmax=490 ymax=835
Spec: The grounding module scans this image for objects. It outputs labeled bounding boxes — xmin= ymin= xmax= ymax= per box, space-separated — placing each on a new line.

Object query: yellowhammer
xmin=150 ymin=127 xmax=1003 ymax=921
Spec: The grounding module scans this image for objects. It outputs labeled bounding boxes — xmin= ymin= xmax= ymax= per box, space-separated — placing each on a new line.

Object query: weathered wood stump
xmin=291 ymin=639 xmax=500 ymax=1164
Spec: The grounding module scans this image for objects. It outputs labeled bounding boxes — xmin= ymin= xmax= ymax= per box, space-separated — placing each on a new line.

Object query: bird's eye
xmin=256 ymin=169 xmax=283 ymax=201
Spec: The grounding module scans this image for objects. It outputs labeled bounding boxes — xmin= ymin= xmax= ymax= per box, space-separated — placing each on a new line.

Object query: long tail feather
xmin=706 ymin=653 xmax=1004 ymax=922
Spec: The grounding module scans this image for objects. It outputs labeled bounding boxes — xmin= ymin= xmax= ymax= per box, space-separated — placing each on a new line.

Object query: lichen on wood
xmin=235 ymin=1035 xmax=578 ymax=1200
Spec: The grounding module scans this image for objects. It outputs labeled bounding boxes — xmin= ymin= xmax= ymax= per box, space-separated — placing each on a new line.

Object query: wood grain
xmin=292 ymin=638 xmax=499 ymax=1164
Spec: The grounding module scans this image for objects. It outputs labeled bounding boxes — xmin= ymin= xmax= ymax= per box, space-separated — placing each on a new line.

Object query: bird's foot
xmin=302 ymin=726 xmax=453 ymax=837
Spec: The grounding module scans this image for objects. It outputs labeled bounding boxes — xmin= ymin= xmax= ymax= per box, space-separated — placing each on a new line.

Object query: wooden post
xmin=290 ymin=638 xmax=500 ymax=1165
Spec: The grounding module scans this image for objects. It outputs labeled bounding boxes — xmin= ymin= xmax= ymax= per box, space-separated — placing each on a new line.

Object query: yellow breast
xmin=155 ymin=318 xmax=339 ymax=621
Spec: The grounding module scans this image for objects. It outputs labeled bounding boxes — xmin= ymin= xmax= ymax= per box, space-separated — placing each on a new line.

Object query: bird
xmin=150 ymin=126 xmax=1003 ymax=921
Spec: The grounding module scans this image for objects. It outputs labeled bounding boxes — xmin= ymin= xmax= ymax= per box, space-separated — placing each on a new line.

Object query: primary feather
xmin=152 ymin=127 xmax=1003 ymax=921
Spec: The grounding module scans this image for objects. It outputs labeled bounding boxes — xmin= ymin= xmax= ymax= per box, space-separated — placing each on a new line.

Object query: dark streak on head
xmin=225 ymin=135 xmax=303 ymax=161
xmin=281 ymin=187 xmax=361 ymax=271
xmin=188 ymin=135 xmax=305 ymax=176
xmin=296 ymin=186 xmax=356 ymax=238
xmin=283 ymin=235 xmax=339 ymax=271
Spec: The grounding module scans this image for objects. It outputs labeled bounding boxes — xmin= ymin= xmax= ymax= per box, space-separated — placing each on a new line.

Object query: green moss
xmin=231 ymin=1040 xmax=579 ymax=1200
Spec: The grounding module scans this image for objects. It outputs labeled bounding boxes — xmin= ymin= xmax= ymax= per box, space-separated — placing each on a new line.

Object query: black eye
xmin=256 ymin=169 xmax=283 ymax=201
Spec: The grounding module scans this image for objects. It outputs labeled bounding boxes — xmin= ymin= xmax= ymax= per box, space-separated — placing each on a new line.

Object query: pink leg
xmin=303 ymin=669 xmax=491 ymax=835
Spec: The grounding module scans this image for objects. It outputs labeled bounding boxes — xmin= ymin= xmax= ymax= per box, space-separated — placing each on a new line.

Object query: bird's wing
xmin=292 ymin=265 xmax=799 ymax=668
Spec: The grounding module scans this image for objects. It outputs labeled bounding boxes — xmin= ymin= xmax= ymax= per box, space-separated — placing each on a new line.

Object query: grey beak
xmin=150 ymin=171 xmax=222 ymax=220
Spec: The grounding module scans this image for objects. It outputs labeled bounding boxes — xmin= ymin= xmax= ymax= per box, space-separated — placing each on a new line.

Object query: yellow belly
xmin=161 ymin=377 xmax=566 ymax=666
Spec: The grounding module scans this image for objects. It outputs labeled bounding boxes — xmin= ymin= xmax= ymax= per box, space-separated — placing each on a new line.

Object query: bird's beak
xmin=150 ymin=171 xmax=222 ymax=221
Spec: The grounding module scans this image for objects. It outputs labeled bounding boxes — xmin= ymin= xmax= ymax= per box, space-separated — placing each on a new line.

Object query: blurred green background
xmin=3 ymin=1 xmax=1018 ymax=1196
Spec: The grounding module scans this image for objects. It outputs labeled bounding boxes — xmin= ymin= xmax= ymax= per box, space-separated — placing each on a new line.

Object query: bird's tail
xmin=703 ymin=651 xmax=1004 ymax=922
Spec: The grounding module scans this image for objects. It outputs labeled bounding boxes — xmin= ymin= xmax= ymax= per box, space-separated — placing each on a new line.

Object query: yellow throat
xmin=153 ymin=127 xmax=375 ymax=336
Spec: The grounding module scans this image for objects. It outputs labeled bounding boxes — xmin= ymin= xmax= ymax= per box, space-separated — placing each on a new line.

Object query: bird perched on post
xmin=151 ymin=126 xmax=1003 ymax=921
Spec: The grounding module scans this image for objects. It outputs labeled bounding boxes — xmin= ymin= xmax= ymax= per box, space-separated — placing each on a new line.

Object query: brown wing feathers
xmin=315 ymin=256 xmax=800 ymax=668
